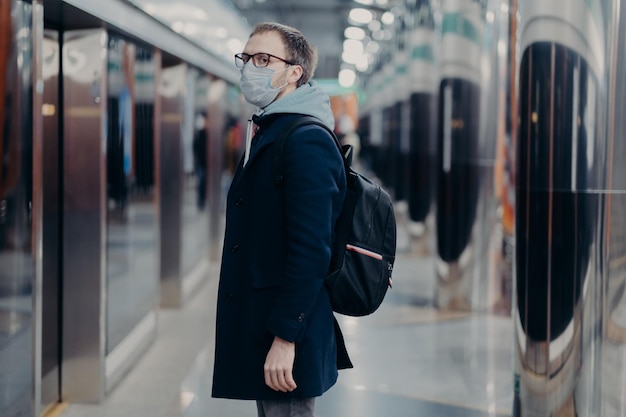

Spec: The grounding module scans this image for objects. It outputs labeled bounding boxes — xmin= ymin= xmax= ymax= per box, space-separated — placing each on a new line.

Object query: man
xmin=211 ymin=22 xmax=351 ymax=417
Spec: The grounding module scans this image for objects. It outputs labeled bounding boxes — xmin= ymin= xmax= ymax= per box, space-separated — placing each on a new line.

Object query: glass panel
xmin=0 ymin=1 xmax=34 ymax=415
xmin=181 ymin=69 xmax=210 ymax=276
xmin=106 ymin=36 xmax=158 ymax=353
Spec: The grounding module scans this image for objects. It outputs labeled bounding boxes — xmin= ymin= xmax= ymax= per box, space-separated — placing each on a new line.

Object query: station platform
xmin=53 ymin=245 xmax=514 ymax=417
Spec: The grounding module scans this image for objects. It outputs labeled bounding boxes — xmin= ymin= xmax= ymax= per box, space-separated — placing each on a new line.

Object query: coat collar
xmin=230 ymin=113 xmax=302 ymax=191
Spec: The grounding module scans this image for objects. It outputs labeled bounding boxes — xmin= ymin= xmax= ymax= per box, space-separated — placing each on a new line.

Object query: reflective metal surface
xmin=180 ymin=68 xmax=210 ymax=279
xmin=604 ymin=2 xmax=626 ymax=415
xmin=434 ymin=0 xmax=504 ymax=311
xmin=381 ymin=60 xmax=400 ymax=198
xmin=387 ymin=31 xmax=409 ymax=201
xmin=492 ymin=0 xmax=518 ymax=317
xmin=62 ymin=28 xmax=107 ymax=403
xmin=407 ymin=0 xmax=437 ymax=250
xmin=159 ymin=62 xmax=185 ymax=307
xmin=472 ymin=0 xmax=514 ymax=315
xmin=31 ymin=2 xmax=43 ymax=415
xmin=513 ymin=0 xmax=614 ymax=415
xmin=104 ymin=34 xmax=158 ymax=391
xmin=434 ymin=0 xmax=483 ymax=309
xmin=159 ymin=64 xmax=223 ymax=306
xmin=0 ymin=1 xmax=35 ymax=415
xmin=362 ymin=69 xmax=390 ymax=191
xmin=207 ymin=78 xmax=231 ymax=262
xmin=41 ymin=28 xmax=61 ymax=409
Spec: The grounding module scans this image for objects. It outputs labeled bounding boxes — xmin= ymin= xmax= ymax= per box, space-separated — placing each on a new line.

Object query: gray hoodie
xmin=243 ymin=80 xmax=335 ymax=165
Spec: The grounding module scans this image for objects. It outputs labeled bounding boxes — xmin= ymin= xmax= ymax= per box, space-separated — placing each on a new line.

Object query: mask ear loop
xmin=273 ymin=65 xmax=292 ymax=90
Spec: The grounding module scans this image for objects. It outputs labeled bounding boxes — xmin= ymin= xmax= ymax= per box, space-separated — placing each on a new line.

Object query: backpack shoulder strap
xmin=272 ymin=115 xmax=345 ymax=186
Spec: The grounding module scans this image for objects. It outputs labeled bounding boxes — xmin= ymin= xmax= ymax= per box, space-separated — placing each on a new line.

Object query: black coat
xmin=212 ymin=113 xmax=350 ymax=400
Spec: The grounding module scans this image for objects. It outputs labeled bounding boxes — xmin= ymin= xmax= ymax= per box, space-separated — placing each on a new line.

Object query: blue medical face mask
xmin=240 ymin=63 xmax=290 ymax=108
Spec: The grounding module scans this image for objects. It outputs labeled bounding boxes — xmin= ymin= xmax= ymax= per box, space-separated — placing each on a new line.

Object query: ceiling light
xmin=343 ymin=39 xmax=364 ymax=54
xmin=341 ymin=51 xmax=354 ymax=64
xmin=355 ymin=54 xmax=371 ymax=72
xmin=344 ymin=26 xmax=366 ymax=40
xmin=227 ymin=38 xmax=244 ymax=55
xmin=354 ymin=0 xmax=374 ymax=5
xmin=381 ymin=11 xmax=395 ymax=25
xmin=142 ymin=4 xmax=157 ymax=14
xmin=349 ymin=8 xmax=374 ymax=25
xmin=338 ymin=68 xmax=356 ymax=88
xmin=366 ymin=41 xmax=380 ymax=53
xmin=216 ymin=27 xmax=228 ymax=39
xmin=368 ymin=20 xmax=381 ymax=31
xmin=183 ymin=23 xmax=200 ymax=37
xmin=172 ymin=21 xmax=184 ymax=33
xmin=372 ymin=29 xmax=385 ymax=41
xmin=194 ymin=9 xmax=209 ymax=21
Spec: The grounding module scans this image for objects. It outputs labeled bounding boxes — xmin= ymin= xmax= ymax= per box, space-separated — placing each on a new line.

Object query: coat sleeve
xmin=264 ymin=125 xmax=345 ymax=343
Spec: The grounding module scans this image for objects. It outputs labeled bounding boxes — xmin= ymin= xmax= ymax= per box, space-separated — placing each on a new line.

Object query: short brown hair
xmin=250 ymin=22 xmax=318 ymax=87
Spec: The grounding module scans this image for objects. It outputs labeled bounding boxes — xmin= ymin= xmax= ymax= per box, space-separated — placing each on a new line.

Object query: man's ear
xmin=289 ymin=65 xmax=304 ymax=84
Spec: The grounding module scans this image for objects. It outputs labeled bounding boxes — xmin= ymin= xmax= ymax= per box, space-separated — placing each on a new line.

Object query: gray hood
xmin=259 ymin=80 xmax=335 ymax=130
xmin=243 ymin=80 xmax=335 ymax=166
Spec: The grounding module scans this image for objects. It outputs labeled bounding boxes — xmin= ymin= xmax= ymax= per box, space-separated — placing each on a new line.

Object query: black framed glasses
xmin=234 ymin=52 xmax=295 ymax=68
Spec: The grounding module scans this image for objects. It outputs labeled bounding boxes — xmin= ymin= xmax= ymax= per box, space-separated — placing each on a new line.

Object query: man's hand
xmin=264 ymin=336 xmax=297 ymax=392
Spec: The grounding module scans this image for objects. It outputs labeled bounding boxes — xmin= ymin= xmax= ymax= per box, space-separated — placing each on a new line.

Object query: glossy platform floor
xmin=55 ymin=242 xmax=514 ymax=417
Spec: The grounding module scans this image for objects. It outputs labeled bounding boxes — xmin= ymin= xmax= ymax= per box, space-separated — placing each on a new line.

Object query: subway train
xmin=3 ymin=0 xmax=626 ymax=416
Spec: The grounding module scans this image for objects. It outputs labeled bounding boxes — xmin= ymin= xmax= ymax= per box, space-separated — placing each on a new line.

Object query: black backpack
xmin=273 ymin=115 xmax=397 ymax=316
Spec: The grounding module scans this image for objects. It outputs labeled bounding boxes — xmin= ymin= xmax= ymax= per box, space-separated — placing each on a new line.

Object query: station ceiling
xmin=230 ymin=0 xmax=394 ymax=79
xmin=48 ymin=0 xmax=397 ymax=83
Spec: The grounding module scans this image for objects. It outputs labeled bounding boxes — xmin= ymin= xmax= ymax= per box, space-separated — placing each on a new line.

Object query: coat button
xmin=235 ymin=198 xmax=244 ymax=206
xmin=225 ymin=293 xmax=234 ymax=303
xmin=297 ymin=313 xmax=305 ymax=322
xmin=231 ymin=244 xmax=239 ymax=253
